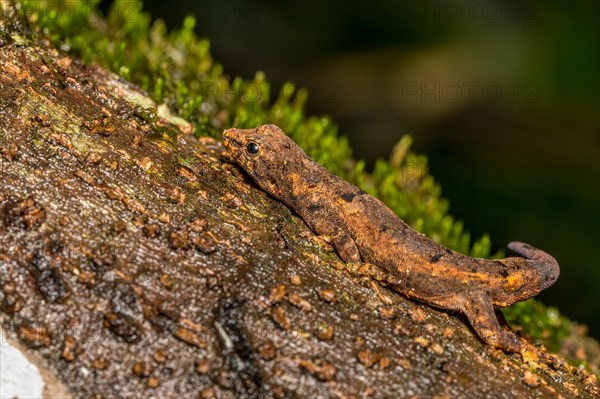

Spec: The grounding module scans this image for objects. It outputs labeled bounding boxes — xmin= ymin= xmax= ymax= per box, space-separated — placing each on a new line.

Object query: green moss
xmin=15 ymin=0 xmax=572 ymax=352
xmin=502 ymin=299 xmax=571 ymax=353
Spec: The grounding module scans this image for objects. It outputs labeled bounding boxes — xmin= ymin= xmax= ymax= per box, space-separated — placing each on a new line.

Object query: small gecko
xmin=223 ymin=124 xmax=560 ymax=352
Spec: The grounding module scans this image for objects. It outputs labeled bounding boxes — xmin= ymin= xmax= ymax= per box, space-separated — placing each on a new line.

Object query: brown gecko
xmin=223 ymin=124 xmax=560 ymax=352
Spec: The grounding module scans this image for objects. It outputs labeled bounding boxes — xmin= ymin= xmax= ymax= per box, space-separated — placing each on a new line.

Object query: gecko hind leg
xmin=461 ymin=292 xmax=522 ymax=352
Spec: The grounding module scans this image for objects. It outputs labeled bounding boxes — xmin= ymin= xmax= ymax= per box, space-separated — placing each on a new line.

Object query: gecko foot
xmin=461 ymin=292 xmax=523 ymax=352
xmin=341 ymin=262 xmax=388 ymax=282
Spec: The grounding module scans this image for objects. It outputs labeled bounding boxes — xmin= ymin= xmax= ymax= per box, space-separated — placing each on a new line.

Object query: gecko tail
xmin=507 ymin=241 xmax=560 ymax=291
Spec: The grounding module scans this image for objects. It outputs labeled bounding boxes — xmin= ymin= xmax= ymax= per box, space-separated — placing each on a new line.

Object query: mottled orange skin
xmin=223 ymin=125 xmax=560 ymax=352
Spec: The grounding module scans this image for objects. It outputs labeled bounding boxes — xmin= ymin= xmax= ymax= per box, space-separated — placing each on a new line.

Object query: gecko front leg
xmin=297 ymin=205 xmax=362 ymax=263
xmin=330 ymin=231 xmax=361 ymax=263
xmin=460 ymin=292 xmax=522 ymax=352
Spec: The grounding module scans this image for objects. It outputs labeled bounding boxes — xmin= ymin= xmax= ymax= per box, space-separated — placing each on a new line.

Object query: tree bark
xmin=1 ymin=20 xmax=598 ymax=399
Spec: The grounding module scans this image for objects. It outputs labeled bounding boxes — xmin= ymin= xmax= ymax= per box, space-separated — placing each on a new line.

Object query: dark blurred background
xmin=132 ymin=0 xmax=599 ymax=337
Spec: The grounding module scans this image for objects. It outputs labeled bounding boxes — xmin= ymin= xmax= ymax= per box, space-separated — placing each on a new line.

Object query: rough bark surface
xmin=0 ymin=23 xmax=598 ymax=399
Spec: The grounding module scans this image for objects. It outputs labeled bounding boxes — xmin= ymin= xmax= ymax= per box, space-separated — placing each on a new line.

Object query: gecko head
xmin=223 ymin=124 xmax=306 ymax=195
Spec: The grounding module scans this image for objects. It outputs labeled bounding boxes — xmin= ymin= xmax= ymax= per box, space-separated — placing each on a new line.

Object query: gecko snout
xmin=222 ymin=128 xmax=244 ymax=151
xmin=222 ymin=128 xmax=235 ymax=143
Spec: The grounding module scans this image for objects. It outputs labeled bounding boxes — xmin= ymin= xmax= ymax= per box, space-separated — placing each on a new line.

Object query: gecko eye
xmin=246 ymin=142 xmax=260 ymax=155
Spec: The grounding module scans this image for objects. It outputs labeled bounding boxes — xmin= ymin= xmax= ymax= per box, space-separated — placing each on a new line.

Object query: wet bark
xmin=0 ymin=21 xmax=598 ymax=399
